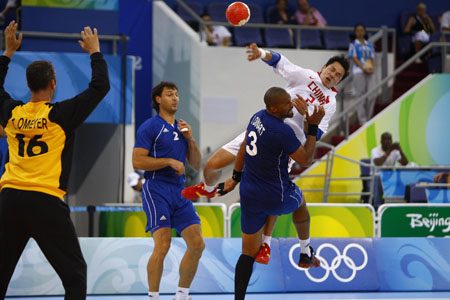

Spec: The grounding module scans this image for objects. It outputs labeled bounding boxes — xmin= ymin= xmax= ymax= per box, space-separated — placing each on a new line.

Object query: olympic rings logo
xmin=288 ymin=243 xmax=368 ymax=283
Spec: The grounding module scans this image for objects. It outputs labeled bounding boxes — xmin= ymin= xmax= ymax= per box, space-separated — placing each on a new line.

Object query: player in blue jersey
xmin=223 ymin=87 xmax=325 ymax=300
xmin=132 ymin=81 xmax=204 ymax=300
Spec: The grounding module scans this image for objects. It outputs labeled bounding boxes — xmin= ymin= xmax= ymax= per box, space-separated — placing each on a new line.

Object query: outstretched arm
xmin=246 ymin=43 xmax=274 ymax=62
xmin=50 ymin=26 xmax=110 ymax=131
xmin=0 ymin=21 xmax=22 ymax=126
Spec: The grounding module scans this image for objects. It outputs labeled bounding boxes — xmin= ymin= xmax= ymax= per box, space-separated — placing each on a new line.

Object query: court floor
xmin=6 ymin=292 xmax=450 ymax=300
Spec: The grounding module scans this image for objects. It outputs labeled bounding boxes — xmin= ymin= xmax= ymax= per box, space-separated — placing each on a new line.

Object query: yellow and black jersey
xmin=0 ymin=53 xmax=110 ymax=199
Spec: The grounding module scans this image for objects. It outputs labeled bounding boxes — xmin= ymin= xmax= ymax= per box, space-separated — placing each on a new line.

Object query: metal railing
xmin=296 ymin=142 xmax=450 ymax=205
xmin=330 ymin=41 xmax=450 ymax=138
xmin=0 ymin=30 xmax=129 ymax=55
xmin=297 ymin=141 xmax=376 ymax=204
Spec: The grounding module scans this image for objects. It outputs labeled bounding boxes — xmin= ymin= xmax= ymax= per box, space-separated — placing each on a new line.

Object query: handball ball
xmin=226 ymin=2 xmax=250 ymax=26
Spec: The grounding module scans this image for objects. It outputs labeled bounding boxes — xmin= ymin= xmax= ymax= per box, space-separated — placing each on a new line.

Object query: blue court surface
xmin=6 ymin=292 xmax=450 ymax=299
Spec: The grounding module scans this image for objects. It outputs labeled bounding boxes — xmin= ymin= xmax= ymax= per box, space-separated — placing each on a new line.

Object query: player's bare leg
xmin=292 ymin=196 xmax=320 ymax=269
xmin=204 ymin=149 xmax=235 ymax=186
xmin=178 ymin=224 xmax=205 ymax=289
xmin=182 ymin=149 xmax=235 ymax=200
xmin=147 ymin=227 xmax=172 ymax=293
xmin=235 ymin=226 xmax=264 ymax=300
xmin=255 ymin=215 xmax=278 ymax=264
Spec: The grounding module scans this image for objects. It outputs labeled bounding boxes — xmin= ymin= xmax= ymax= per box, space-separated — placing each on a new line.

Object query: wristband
xmin=259 ymin=48 xmax=267 ymax=59
xmin=307 ymin=124 xmax=318 ymax=137
xmin=232 ymin=169 xmax=243 ymax=182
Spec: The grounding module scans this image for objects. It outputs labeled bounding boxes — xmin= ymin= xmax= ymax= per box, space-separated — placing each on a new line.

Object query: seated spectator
xmin=200 ymin=13 xmax=232 ymax=46
xmin=434 ymin=172 xmax=450 ymax=184
xmin=370 ymin=132 xmax=409 ymax=208
xmin=441 ymin=10 xmax=450 ymax=31
xmin=404 ymin=2 xmax=436 ymax=60
xmin=268 ymin=0 xmax=296 ymax=25
xmin=295 ymin=0 xmax=327 ymax=27
xmin=0 ymin=0 xmax=18 ymax=25
xmin=348 ymin=24 xmax=376 ymax=125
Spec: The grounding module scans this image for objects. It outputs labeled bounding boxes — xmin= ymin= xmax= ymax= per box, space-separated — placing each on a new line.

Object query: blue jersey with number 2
xmin=134 ymin=114 xmax=187 ymax=186
xmin=240 ymin=110 xmax=301 ymax=209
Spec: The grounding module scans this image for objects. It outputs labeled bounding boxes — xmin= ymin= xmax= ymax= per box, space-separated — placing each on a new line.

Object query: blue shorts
xmin=240 ymin=183 xmax=303 ymax=234
xmin=142 ymin=179 xmax=200 ymax=235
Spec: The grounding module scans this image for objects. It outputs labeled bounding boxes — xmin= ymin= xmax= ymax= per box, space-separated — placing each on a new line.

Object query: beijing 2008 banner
xmin=380 ymin=205 xmax=450 ymax=237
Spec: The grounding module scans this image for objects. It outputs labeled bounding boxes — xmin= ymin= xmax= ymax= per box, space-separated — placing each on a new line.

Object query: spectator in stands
xmin=404 ymin=2 xmax=436 ymax=60
xmin=370 ymin=132 xmax=409 ymax=208
xmin=295 ymin=0 xmax=327 ymax=27
xmin=0 ymin=0 xmax=19 ymax=25
xmin=268 ymin=0 xmax=296 ymax=25
xmin=434 ymin=172 xmax=450 ymax=184
xmin=200 ymin=13 xmax=232 ymax=47
xmin=348 ymin=24 xmax=376 ymax=125
xmin=441 ymin=10 xmax=450 ymax=31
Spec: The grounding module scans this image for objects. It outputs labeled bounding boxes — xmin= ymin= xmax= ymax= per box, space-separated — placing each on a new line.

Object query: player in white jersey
xmin=183 ymin=43 xmax=349 ymax=263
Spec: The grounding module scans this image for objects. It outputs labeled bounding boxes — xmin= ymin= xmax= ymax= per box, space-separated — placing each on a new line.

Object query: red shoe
xmin=181 ymin=182 xmax=216 ymax=200
xmin=298 ymin=246 xmax=320 ymax=269
xmin=255 ymin=243 xmax=271 ymax=264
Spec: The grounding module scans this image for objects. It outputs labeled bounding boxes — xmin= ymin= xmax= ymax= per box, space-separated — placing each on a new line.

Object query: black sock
xmin=235 ymin=254 xmax=255 ymax=300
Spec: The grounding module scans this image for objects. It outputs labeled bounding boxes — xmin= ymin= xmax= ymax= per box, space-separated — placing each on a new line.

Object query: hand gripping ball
xmin=226 ymin=2 xmax=250 ymax=26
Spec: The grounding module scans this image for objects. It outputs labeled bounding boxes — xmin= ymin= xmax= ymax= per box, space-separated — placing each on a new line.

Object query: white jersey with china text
xmin=274 ymin=55 xmax=338 ymax=144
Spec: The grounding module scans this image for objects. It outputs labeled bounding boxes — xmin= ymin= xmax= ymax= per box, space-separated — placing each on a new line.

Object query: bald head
xmin=264 ymin=87 xmax=293 ymax=119
xmin=264 ymin=87 xmax=289 ymax=109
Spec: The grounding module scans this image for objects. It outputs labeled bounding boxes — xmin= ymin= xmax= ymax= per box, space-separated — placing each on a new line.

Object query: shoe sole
xmin=255 ymin=258 xmax=269 ymax=265
xmin=298 ymin=261 xmax=320 ymax=269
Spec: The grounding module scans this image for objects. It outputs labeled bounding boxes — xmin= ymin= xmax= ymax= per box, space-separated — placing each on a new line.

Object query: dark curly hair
xmin=151 ymin=81 xmax=177 ymax=113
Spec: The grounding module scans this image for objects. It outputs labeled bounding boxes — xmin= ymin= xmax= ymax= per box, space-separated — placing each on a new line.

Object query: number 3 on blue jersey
xmin=246 ymin=131 xmax=257 ymax=156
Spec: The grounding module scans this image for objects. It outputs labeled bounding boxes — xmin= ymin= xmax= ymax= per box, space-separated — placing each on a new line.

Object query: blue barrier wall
xmin=6 ymin=237 xmax=450 ymax=296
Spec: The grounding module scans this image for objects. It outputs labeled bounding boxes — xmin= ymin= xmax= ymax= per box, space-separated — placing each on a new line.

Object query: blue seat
xmin=234 ymin=27 xmax=263 ymax=46
xmin=410 ymin=184 xmax=427 ymax=203
xmin=297 ymin=29 xmax=323 ymax=49
xmin=207 ymin=2 xmax=228 ymax=22
xmin=247 ymin=4 xmax=264 ymax=23
xmin=233 ymin=4 xmax=264 ymax=47
xmin=176 ymin=2 xmax=203 ymax=23
xmin=264 ymin=28 xmax=293 ymax=48
xmin=323 ymin=30 xmax=350 ymax=50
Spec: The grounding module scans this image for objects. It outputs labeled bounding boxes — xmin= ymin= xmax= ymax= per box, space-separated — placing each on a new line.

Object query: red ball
xmin=226 ymin=2 xmax=251 ymax=26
